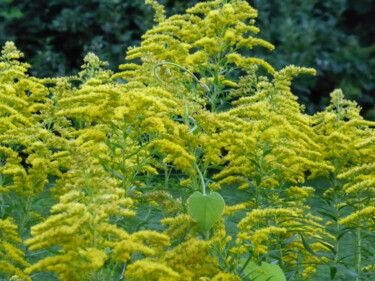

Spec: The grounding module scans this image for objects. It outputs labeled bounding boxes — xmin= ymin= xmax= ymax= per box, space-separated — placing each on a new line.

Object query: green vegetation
xmin=0 ymin=1 xmax=374 ymax=280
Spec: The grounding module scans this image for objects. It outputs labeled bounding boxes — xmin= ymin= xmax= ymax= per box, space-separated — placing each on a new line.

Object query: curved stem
xmin=153 ymin=62 xmax=210 ymax=92
xmin=194 ymin=162 xmax=206 ymax=195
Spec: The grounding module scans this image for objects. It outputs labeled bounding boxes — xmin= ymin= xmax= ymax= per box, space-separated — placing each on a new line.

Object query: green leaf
xmin=250 ymin=159 xmax=260 ymax=170
xmin=317 ymin=210 xmax=338 ymax=222
xmin=262 ymin=147 xmax=273 ymax=157
xmin=187 ymin=191 xmax=225 ymax=233
xmin=301 ymin=235 xmax=317 ymax=256
xmin=337 ymin=227 xmax=352 ymax=240
xmin=330 ymin=266 xmax=337 ymax=280
xmin=243 ymin=261 xmax=287 ymax=281
xmin=283 ymin=234 xmax=298 ymax=246
xmin=320 ymin=241 xmax=336 ymax=254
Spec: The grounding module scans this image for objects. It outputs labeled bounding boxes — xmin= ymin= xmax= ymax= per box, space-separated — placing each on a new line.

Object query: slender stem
xmin=110 ymin=262 xmax=120 ymax=280
xmin=153 ymin=62 xmax=210 ymax=92
xmin=0 ymin=193 xmax=4 ymax=218
xmin=333 ymin=194 xmax=340 ymax=266
xmin=19 ymin=195 xmax=33 ymax=237
xmin=183 ymin=103 xmax=205 ymax=195
xmin=278 ymin=233 xmax=284 ymax=268
xmin=120 ymin=262 xmax=127 ymax=280
xmin=164 ymin=164 xmax=169 ymax=190
xmin=121 ymin=136 xmax=126 ymax=190
xmin=183 ymin=103 xmax=189 ymax=126
xmin=194 ymin=162 xmax=206 ymax=195
xmin=254 ymin=155 xmax=263 ymax=209
xmin=239 ymin=254 xmax=252 ymax=274
xmin=355 ymin=226 xmax=361 ymax=281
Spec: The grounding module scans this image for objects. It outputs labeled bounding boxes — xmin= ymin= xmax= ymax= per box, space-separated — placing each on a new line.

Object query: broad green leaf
xmin=243 ymin=261 xmax=287 ymax=281
xmin=187 ymin=191 xmax=225 ymax=233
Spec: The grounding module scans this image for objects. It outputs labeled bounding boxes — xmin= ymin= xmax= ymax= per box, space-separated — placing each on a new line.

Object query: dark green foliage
xmin=0 ymin=0 xmax=198 ymax=77
xmin=1 ymin=0 xmax=153 ymax=77
xmin=252 ymin=0 xmax=375 ymax=120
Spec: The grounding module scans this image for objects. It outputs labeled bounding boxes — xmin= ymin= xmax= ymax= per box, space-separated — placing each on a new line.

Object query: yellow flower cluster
xmin=311 ymin=89 xmax=375 ymax=275
xmin=206 ymin=66 xmax=332 ymax=196
xmin=211 ymin=272 xmax=242 ymax=281
xmin=25 ymin=158 xmax=171 ymax=280
xmin=145 ymin=0 xmax=166 ymax=23
xmin=0 ymin=43 xmax=67 ymax=195
xmin=125 ymin=259 xmax=179 ymax=281
xmin=312 ymin=89 xmax=375 ymax=168
xmin=125 ymin=238 xmax=220 ymax=281
xmin=313 ymin=91 xmax=375 ymax=216
xmin=0 ymin=217 xmax=31 ymax=281
xmin=117 ymin=0 xmax=275 ymax=100
xmin=234 ymin=207 xmax=333 ymax=277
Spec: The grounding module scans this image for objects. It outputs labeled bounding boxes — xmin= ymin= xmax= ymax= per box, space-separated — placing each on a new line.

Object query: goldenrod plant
xmin=0 ymin=218 xmax=31 ymax=281
xmin=0 ymin=1 xmax=374 ymax=281
xmin=312 ymin=90 xmax=375 ymax=280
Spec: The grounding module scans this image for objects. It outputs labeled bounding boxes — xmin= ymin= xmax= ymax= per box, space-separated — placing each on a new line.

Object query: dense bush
xmin=0 ymin=1 xmax=374 ymax=280
xmin=0 ymin=0 xmax=199 ymax=77
xmin=252 ymin=0 xmax=375 ymax=119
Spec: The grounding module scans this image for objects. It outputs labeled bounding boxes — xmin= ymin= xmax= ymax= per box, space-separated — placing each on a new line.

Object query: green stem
xmin=210 ymin=54 xmax=223 ymax=112
xmin=164 ymin=164 xmax=169 ymax=190
xmin=278 ymin=233 xmax=284 ymax=268
xmin=355 ymin=226 xmax=361 ymax=281
xmin=333 ymin=194 xmax=340 ymax=267
xmin=183 ymin=103 xmax=205 ymax=195
xmin=120 ymin=262 xmax=127 ymax=280
xmin=329 ymin=170 xmax=341 ymax=281
xmin=184 ymin=103 xmax=189 ymax=126
xmin=0 ymin=193 xmax=4 ymax=218
xmin=121 ymin=137 xmax=126 ymax=190
xmin=153 ymin=62 xmax=210 ymax=93
xmin=194 ymin=162 xmax=206 ymax=195
xmin=254 ymin=184 xmax=260 ymax=209
xmin=239 ymin=254 xmax=252 ymax=275
xmin=19 ymin=195 xmax=33 ymax=237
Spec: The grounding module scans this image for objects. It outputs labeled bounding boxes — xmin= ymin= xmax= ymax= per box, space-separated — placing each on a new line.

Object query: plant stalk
xmin=355 ymin=226 xmax=361 ymax=281
xmin=194 ymin=162 xmax=206 ymax=195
